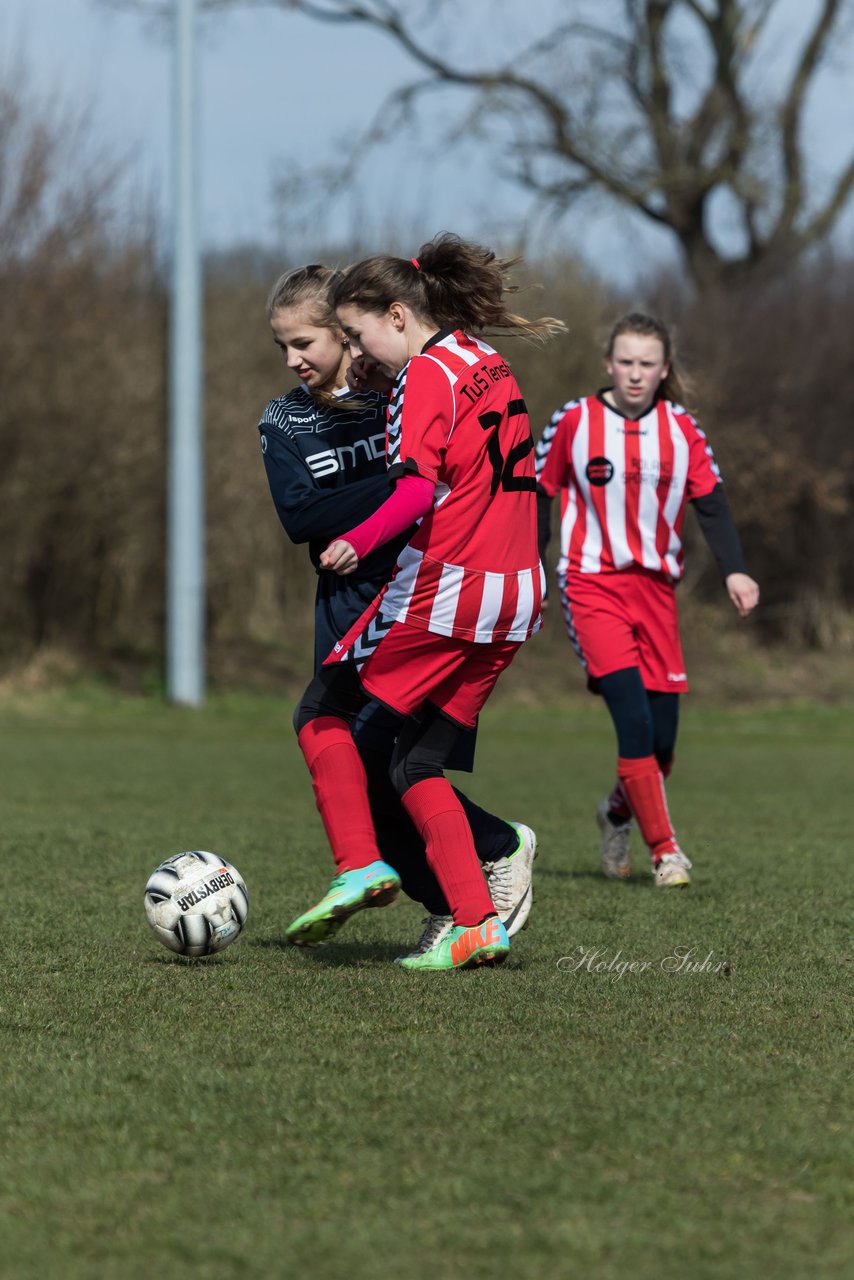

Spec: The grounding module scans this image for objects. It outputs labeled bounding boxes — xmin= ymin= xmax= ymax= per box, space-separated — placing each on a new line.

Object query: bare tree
xmin=106 ymin=0 xmax=854 ymax=287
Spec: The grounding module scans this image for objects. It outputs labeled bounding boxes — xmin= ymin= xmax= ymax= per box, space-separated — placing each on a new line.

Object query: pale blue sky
xmin=3 ymin=0 xmax=853 ymax=278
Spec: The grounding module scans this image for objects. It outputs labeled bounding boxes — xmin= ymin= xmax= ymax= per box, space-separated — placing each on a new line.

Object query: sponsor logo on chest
xmin=306 ymin=432 xmax=386 ymax=478
xmin=586 ymin=455 xmax=676 ymax=488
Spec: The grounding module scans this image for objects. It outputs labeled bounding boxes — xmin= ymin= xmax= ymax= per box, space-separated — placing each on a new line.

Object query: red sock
xmin=400 ymin=778 xmax=495 ymax=927
xmin=617 ymin=755 xmax=679 ymax=863
xmin=297 ymin=717 xmax=381 ymax=871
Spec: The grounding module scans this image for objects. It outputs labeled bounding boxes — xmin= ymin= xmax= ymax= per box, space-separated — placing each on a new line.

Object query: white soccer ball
xmin=143 ymin=850 xmax=249 ymax=958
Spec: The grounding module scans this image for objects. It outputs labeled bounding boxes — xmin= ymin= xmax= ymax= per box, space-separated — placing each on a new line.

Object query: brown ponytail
xmin=330 ymin=233 xmax=565 ymax=343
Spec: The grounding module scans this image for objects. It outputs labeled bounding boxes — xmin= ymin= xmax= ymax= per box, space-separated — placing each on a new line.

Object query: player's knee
xmin=389 ymin=746 xmax=437 ymax=796
xmin=389 ymin=706 xmax=459 ymax=796
xmin=292 ymin=675 xmax=327 ymax=735
xmin=627 ymin=704 xmax=653 ymax=740
xmin=292 ymin=697 xmax=311 ymax=736
xmin=388 ymin=751 xmax=411 ymax=796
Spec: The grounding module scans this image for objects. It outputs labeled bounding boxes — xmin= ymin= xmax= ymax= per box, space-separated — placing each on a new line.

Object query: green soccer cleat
xmin=397 ymin=915 xmax=510 ymax=971
xmin=286 ymin=860 xmax=401 ymax=947
xmin=394 ymin=914 xmax=454 ymax=963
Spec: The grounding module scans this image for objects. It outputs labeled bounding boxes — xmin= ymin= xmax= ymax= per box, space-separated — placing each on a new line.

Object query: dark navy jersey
xmin=258 ymin=384 xmax=412 ymax=671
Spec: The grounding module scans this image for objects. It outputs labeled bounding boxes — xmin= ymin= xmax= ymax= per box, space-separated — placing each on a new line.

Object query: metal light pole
xmin=167 ymin=0 xmax=205 ymax=706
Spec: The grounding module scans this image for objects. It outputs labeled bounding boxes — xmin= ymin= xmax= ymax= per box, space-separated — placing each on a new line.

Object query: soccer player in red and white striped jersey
xmin=287 ymin=234 xmax=562 ymax=969
xmin=339 ymin=328 xmax=542 ymax=645
xmin=536 ymin=312 xmax=759 ymax=887
xmin=259 ymin=263 xmax=539 ymax=960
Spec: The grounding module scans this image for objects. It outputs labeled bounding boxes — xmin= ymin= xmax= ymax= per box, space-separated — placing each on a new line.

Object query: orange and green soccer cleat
xmin=285 ymin=860 xmax=401 ymax=947
xmin=397 ymin=915 xmax=510 ymax=971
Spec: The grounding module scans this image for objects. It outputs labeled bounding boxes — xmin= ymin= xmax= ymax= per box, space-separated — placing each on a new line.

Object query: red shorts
xmin=561 ymin=569 xmax=688 ymax=693
xmin=357 ymin=620 xmax=521 ymax=729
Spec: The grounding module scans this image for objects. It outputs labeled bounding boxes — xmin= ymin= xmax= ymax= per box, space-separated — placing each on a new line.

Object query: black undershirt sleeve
xmin=691 ymin=483 xmax=748 ymax=579
xmin=537 ymin=486 xmax=553 ymax=573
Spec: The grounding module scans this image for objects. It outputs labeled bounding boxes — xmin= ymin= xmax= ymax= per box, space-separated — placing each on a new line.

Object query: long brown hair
xmin=266 ymin=263 xmax=351 ymax=407
xmin=330 ymin=233 xmax=565 ymax=343
xmin=606 ymin=312 xmax=691 ymax=408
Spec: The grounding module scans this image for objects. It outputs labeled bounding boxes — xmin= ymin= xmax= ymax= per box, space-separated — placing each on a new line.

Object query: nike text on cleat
xmin=654 ymin=849 xmax=692 ymax=888
xmin=483 ymin=822 xmax=538 ymax=937
xmin=394 ymin=914 xmax=454 ymax=963
xmin=285 ymin=859 xmax=401 ymax=947
xmin=597 ymin=799 xmax=633 ymax=880
xmin=397 ymin=916 xmax=510 ymax=971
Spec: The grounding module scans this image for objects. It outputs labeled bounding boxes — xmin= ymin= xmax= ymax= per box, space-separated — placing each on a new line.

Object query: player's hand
xmin=346 ymin=355 xmax=394 ymax=395
xmin=726 ymin=572 xmax=760 ymax=618
xmin=320 ymin=539 xmax=359 ymax=576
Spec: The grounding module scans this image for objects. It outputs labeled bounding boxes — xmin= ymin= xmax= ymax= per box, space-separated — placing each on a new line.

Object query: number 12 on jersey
xmin=479 ymin=400 xmax=536 ymax=496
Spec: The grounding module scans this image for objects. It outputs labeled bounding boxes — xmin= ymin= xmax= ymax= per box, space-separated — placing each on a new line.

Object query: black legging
xmin=597 ymin=667 xmax=679 ymax=769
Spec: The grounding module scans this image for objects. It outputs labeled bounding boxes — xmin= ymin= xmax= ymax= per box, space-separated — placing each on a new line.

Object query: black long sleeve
xmin=258 ymin=387 xmax=396 ymax=577
xmin=263 ymin=438 xmax=391 ymax=545
xmin=691 ymin=483 xmax=748 ymax=579
xmin=537 ymin=485 xmax=553 ymax=572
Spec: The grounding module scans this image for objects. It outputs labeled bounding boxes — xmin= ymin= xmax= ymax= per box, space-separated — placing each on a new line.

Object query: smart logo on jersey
xmin=306 ymin=433 xmax=386 ymax=479
xmin=586 ymin=456 xmax=614 ymax=486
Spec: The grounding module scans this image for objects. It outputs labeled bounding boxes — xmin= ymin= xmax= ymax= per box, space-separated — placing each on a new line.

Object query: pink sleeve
xmin=335 ymin=473 xmax=434 ymax=561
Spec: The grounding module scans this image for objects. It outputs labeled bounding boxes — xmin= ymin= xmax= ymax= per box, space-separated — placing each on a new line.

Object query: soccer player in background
xmin=286 ymin=234 xmax=563 ymax=970
xmin=257 ymin=263 xmax=537 ymax=963
xmin=536 ymin=312 xmax=759 ymax=887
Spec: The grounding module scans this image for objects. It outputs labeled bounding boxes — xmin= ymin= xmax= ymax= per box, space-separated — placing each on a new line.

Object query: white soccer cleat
xmin=654 ymin=849 xmax=693 ymax=888
xmin=484 ymin=822 xmax=538 ymax=937
xmin=596 ymin=799 xmax=633 ymax=880
xmin=394 ymin=914 xmax=454 ymax=963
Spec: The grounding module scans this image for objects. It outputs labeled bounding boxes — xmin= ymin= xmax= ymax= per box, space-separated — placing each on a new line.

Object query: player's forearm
xmin=692 ymin=483 xmax=748 ymax=579
xmin=536 ymin=486 xmax=553 ymax=567
xmin=340 ymin=474 xmax=435 ymax=561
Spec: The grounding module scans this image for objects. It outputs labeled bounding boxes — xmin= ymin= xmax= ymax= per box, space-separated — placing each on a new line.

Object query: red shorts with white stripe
xmin=357 ymin=619 xmax=521 ymax=729
xmin=561 ymin=568 xmax=688 ymax=693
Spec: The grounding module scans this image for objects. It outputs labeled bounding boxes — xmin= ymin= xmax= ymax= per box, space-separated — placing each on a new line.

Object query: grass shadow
xmin=544 ymin=866 xmax=653 ymax=889
xmin=248 ymin=936 xmax=403 ymax=964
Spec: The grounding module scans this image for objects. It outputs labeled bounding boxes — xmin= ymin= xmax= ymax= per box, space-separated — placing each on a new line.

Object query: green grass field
xmin=1 ymin=689 xmax=851 ymax=1279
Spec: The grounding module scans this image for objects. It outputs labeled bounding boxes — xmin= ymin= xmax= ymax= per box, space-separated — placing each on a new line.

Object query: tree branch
xmin=777 ymin=0 xmax=841 ymax=238
xmin=98 ymin=0 xmax=854 ymax=288
xmin=799 ymin=149 xmax=854 ymax=246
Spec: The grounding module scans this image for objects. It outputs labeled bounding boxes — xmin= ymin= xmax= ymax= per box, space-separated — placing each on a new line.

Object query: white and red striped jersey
xmin=378 ymin=329 xmax=542 ymax=643
xmin=536 ymin=394 xmax=720 ymax=580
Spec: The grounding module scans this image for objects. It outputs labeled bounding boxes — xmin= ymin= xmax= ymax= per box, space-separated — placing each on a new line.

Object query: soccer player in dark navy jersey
xmin=258 ymin=265 xmax=537 ymax=960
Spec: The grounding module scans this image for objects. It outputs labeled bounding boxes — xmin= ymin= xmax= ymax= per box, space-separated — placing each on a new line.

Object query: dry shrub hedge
xmin=1 ymin=71 xmax=852 ymax=682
